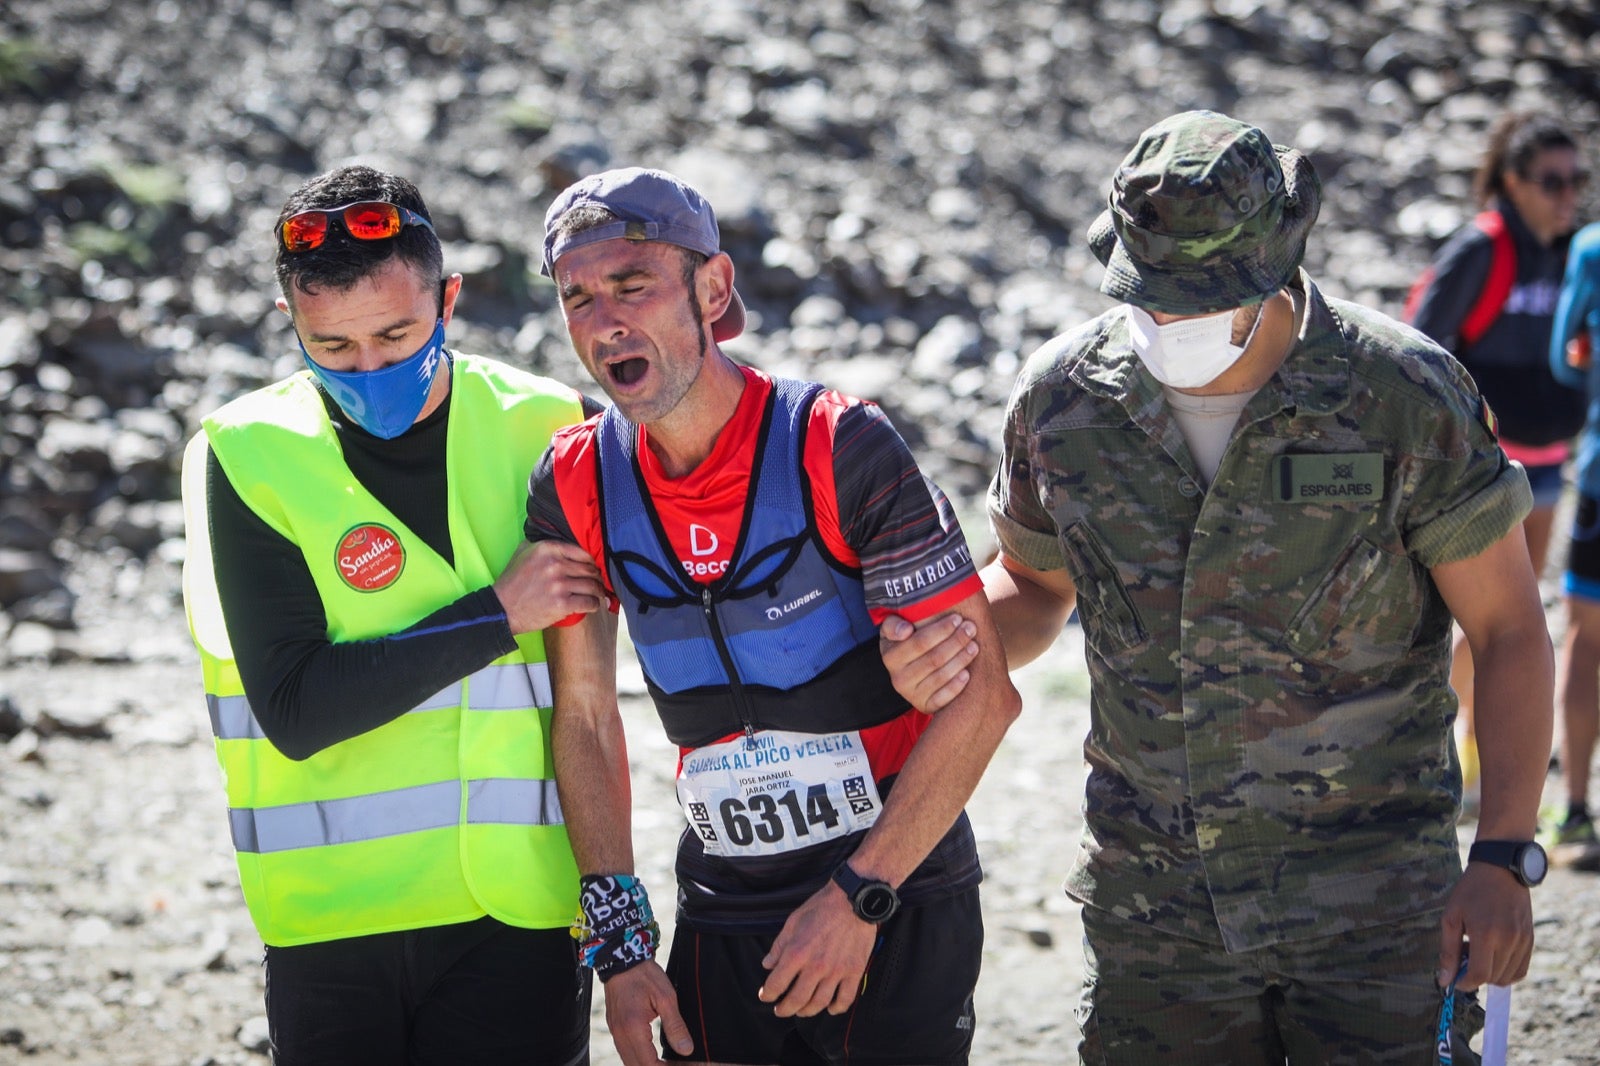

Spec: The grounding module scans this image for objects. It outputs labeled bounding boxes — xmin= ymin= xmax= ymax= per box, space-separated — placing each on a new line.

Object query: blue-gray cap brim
xmin=541 ymin=167 xmax=746 ymax=341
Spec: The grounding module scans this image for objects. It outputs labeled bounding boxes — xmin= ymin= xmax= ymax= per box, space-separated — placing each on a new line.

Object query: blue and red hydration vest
xmin=595 ymin=377 xmax=910 ymax=749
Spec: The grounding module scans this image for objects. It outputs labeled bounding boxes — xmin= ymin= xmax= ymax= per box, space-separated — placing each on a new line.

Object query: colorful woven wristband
xmin=573 ymin=873 xmax=660 ymax=980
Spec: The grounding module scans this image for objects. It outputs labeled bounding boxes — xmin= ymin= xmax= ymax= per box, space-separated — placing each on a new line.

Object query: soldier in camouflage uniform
xmin=888 ymin=110 xmax=1555 ymax=1063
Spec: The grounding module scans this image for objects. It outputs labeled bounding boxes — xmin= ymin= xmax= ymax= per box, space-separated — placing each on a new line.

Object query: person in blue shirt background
xmin=1548 ymin=219 xmax=1600 ymax=871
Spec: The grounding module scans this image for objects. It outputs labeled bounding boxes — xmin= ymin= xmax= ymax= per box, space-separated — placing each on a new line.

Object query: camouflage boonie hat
xmin=1087 ymin=110 xmax=1322 ymax=316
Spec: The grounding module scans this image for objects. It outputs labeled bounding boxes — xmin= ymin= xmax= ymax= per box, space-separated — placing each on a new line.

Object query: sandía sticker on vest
xmin=335 ymin=523 xmax=406 ymax=592
xmin=677 ymin=728 xmax=883 ymax=859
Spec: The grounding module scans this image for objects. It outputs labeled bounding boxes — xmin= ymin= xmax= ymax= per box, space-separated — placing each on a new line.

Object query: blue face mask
xmin=300 ymin=319 xmax=449 ymax=439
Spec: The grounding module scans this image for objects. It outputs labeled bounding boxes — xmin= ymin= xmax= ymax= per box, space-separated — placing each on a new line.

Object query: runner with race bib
xmin=528 ymin=168 xmax=1020 ymax=1066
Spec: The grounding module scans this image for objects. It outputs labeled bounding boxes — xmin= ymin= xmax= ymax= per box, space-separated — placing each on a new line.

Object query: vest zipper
xmin=701 ymin=586 xmax=758 ymax=748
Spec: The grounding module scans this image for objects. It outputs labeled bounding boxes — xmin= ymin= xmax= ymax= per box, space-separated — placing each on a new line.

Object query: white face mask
xmin=1126 ymin=304 xmax=1259 ymax=388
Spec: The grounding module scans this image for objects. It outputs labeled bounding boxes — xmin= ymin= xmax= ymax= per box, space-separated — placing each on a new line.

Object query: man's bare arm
xmin=982 ymin=552 xmax=1078 ymax=669
xmin=1430 ymin=526 xmax=1553 ymax=993
xmin=849 ymin=588 xmax=1022 ymax=882
xmin=548 ymin=610 xmax=630 ymax=871
xmin=760 ymin=587 xmax=1022 ymax=1016
xmin=547 ymin=612 xmax=692 ymax=1065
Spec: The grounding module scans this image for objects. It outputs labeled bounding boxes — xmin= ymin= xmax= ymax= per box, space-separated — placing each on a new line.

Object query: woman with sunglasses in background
xmin=1409 ymin=110 xmax=1588 ymax=820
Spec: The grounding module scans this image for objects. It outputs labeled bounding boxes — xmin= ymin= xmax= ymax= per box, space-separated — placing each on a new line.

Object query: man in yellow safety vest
xmin=181 ymin=165 xmax=606 ymax=1065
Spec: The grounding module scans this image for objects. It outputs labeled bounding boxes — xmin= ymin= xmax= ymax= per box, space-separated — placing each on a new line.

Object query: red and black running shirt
xmin=524 ymin=366 xmax=985 ymax=929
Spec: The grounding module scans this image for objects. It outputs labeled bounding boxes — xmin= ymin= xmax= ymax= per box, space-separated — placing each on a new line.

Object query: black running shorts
xmin=664 ymin=888 xmax=982 ymax=1065
xmin=1567 ymin=492 xmax=1600 ymax=603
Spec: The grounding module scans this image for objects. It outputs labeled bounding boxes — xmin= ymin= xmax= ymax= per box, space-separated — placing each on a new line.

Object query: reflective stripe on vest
xmin=230 ymin=777 xmax=565 ymax=853
xmin=206 ymin=662 xmax=553 ymax=741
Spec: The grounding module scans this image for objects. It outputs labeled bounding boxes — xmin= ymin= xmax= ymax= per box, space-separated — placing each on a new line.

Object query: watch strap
xmin=831 ymin=862 xmax=900 ymax=923
xmin=1467 ymin=839 xmax=1544 ymax=886
xmin=831 ymin=861 xmax=868 ymax=898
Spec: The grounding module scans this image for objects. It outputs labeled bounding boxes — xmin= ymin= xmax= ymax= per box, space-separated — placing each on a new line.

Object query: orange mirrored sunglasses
xmin=278 ymin=200 xmax=436 ymax=253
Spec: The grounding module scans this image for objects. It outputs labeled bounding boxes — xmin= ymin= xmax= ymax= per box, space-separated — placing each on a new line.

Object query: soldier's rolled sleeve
xmin=988 ymin=481 xmax=1064 ymax=571
xmin=1407 ymin=457 xmax=1533 ymax=569
xmin=986 ymin=377 xmax=1070 ymax=572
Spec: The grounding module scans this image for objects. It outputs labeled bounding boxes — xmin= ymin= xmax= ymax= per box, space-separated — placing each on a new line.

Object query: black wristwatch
xmin=1467 ymin=840 xmax=1548 ymax=888
xmin=831 ymin=862 xmax=901 ymax=924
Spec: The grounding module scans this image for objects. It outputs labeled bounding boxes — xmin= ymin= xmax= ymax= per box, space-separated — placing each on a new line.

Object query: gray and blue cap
xmin=540 ymin=167 xmax=747 ymax=342
xmin=1087 ymin=110 xmax=1322 ymax=316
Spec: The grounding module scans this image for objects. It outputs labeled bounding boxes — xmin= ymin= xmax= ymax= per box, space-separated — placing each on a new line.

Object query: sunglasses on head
xmin=278 ymin=200 xmax=436 ymax=253
xmin=1527 ymin=169 xmax=1590 ymax=197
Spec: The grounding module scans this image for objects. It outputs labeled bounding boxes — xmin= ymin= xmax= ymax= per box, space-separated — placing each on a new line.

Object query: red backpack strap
xmin=1402 ymin=265 xmax=1435 ymax=325
xmin=1460 ymin=210 xmax=1516 ymax=345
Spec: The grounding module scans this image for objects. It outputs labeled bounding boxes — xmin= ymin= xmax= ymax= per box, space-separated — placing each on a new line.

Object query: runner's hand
xmin=603 ymin=962 xmax=693 ymax=1066
xmin=1437 ymin=861 xmax=1535 ymax=992
xmin=493 ymin=540 xmax=605 ymax=633
xmin=759 ymin=883 xmax=877 ymax=1017
xmin=879 ymin=613 xmax=978 ymax=712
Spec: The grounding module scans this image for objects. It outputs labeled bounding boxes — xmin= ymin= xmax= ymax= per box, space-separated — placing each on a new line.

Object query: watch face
xmin=856 ymin=884 xmax=899 ymax=922
xmin=1520 ymin=843 xmax=1548 ymax=885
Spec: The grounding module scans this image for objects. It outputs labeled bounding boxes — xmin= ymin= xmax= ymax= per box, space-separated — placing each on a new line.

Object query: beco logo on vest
xmin=335 ymin=523 xmax=406 ymax=592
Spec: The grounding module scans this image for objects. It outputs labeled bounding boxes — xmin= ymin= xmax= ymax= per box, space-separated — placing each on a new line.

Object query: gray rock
xmin=89 ymin=498 xmax=185 ymax=556
xmin=9 ymin=588 xmax=76 ymax=631
xmin=60 ymin=313 xmax=168 ymax=389
xmin=0 ymin=695 xmax=25 ymax=739
xmin=5 ymin=621 xmax=59 ymax=661
xmin=5 ymin=729 xmax=41 ymax=763
xmin=0 ymin=549 xmax=64 ymax=607
xmin=0 ymin=314 xmax=40 ymax=370
xmin=236 ymin=1015 xmax=271 ymax=1054
xmin=910 ymin=315 xmax=984 ymax=380
xmin=35 ymin=699 xmax=114 ymax=740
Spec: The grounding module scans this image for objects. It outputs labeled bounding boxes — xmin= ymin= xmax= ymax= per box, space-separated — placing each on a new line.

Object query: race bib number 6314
xmin=676 ymin=728 xmax=883 ymax=859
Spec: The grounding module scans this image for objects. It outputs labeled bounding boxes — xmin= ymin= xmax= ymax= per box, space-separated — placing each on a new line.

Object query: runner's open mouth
xmin=610 ymin=358 xmax=648 ymax=385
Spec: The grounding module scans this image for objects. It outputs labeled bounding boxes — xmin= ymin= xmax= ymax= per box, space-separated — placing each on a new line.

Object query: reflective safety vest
xmin=597 ymin=376 xmax=907 ymax=749
xmin=181 ymin=354 xmax=583 ymax=947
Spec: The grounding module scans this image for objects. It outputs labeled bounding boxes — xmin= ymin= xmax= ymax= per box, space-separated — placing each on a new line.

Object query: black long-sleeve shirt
xmin=204 ymin=378 xmax=599 ymax=760
xmin=1409 ymin=197 xmax=1583 ymax=445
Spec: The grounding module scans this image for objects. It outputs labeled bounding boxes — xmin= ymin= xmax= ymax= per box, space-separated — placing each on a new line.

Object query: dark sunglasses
xmin=278 ymin=200 xmax=436 ymax=252
xmin=1527 ymin=169 xmax=1590 ymax=196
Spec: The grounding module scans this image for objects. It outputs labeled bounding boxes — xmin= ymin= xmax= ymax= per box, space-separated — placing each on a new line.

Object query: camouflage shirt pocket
xmin=1058 ymin=522 xmax=1148 ymax=650
xmin=1282 ymin=534 xmax=1424 ymax=672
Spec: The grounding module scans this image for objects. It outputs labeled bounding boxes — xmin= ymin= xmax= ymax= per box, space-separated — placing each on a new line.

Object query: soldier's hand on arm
xmin=493 ymin=539 xmax=605 ymax=633
xmin=879 ymin=613 xmax=978 ymax=713
xmin=878 ymin=551 xmax=1079 ymax=711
